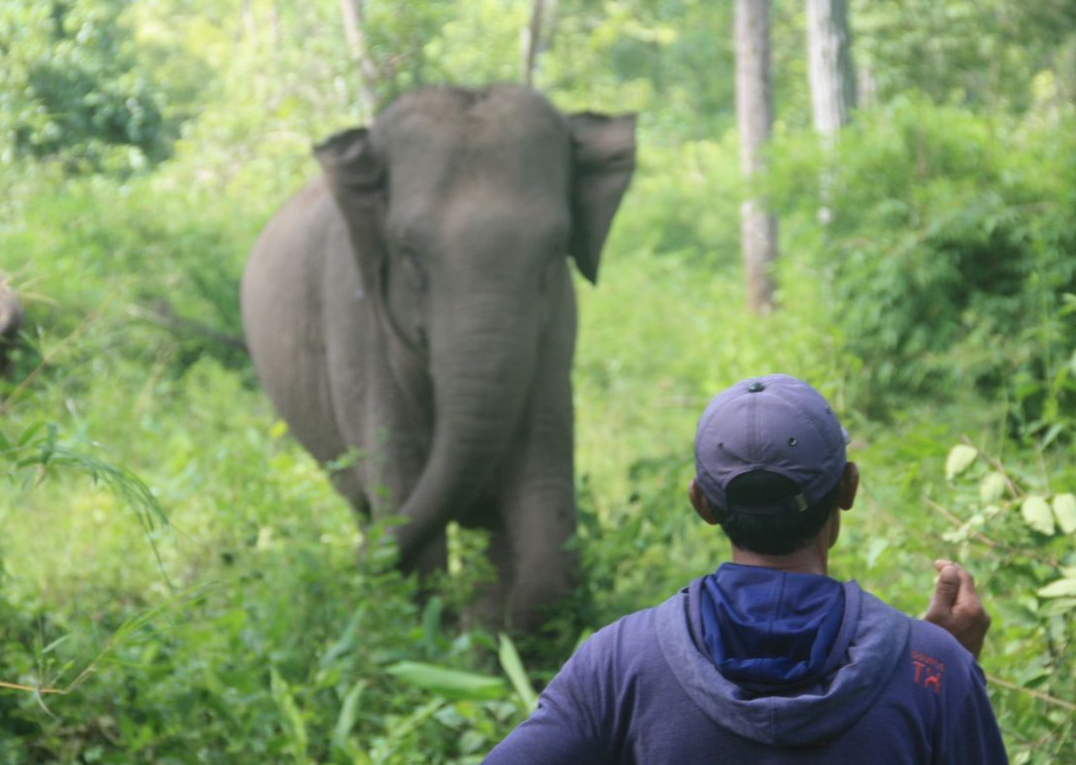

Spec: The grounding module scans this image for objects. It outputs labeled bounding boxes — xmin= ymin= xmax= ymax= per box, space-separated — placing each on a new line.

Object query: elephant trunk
xmin=390 ymin=297 xmax=537 ymax=571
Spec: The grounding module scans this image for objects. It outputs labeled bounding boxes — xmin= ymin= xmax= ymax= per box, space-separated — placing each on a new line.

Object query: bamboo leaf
xmin=499 ymin=632 xmax=538 ymax=711
xmin=331 ymin=679 xmax=366 ymax=754
xmin=385 ymin=661 xmax=505 ymax=700
xmin=270 ymin=668 xmax=309 ymax=765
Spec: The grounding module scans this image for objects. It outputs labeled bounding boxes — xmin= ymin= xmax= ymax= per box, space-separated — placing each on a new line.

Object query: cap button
xmin=747 ymin=381 xmax=765 ymax=393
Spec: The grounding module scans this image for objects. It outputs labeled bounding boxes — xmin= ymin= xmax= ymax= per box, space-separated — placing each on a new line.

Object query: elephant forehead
xmin=379 ymin=92 xmax=571 ymax=198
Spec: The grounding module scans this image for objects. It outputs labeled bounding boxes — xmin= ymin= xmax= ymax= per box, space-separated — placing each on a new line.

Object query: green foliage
xmin=853 ymin=0 xmax=1076 ymax=111
xmin=0 ymin=1 xmax=1072 ymax=762
xmin=0 ymin=0 xmax=191 ymax=173
xmin=766 ymin=96 xmax=1076 ymax=433
xmin=931 ymin=442 xmax=1075 ymax=765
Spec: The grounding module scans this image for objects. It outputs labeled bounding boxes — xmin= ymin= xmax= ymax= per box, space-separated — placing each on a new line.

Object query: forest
xmin=0 ymin=0 xmax=1073 ymax=762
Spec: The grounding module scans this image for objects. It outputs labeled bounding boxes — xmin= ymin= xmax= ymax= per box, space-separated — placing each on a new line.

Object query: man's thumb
xmin=928 ymin=565 xmax=961 ymax=616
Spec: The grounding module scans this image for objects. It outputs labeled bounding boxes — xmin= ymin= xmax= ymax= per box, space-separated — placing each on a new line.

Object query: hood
xmin=655 ymin=565 xmax=911 ymax=747
xmin=700 ymin=564 xmax=849 ymax=692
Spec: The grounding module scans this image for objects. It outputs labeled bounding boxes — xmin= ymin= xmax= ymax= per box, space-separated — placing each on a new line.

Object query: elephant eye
xmin=398 ymin=245 xmax=427 ymax=292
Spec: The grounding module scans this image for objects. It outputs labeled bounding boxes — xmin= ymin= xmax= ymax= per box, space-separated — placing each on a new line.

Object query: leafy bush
xmin=0 ymin=0 xmax=192 ymax=173
xmin=930 ymin=442 xmax=1075 ymax=765
xmin=768 ymin=96 xmax=1076 ymax=434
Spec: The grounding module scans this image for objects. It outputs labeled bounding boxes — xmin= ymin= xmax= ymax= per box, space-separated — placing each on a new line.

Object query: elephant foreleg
xmin=498 ymin=472 xmax=577 ymax=633
xmin=495 ymin=367 xmax=578 ymax=633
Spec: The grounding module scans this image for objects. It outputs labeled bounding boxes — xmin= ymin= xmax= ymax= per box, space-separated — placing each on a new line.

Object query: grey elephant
xmin=241 ymin=85 xmax=635 ymax=629
xmin=0 ymin=277 xmax=22 ymax=376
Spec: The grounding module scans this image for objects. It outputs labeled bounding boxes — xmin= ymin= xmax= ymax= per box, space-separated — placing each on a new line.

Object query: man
xmin=483 ymin=374 xmax=1006 ymax=764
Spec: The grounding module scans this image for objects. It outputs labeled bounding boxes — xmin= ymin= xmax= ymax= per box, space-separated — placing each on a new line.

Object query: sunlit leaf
xmin=269 ymin=668 xmax=308 ymax=760
xmin=1051 ymin=493 xmax=1076 ymax=535
xmin=331 ymin=679 xmax=365 ymax=754
xmin=1020 ymin=496 xmax=1054 ymax=535
xmin=385 ymin=661 xmax=505 ymax=700
xmin=978 ymin=471 xmax=1007 ymax=503
xmin=1036 ymin=578 xmax=1076 ymax=599
xmin=498 ymin=632 xmax=537 ymax=711
xmin=945 ymin=444 xmax=978 ymax=480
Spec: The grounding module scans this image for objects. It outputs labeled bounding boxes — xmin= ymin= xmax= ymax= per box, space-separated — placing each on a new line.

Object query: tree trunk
xmin=338 ymin=0 xmax=381 ymax=118
xmin=735 ymin=0 xmax=778 ymax=314
xmin=805 ymin=0 xmax=856 ymax=224
xmin=523 ymin=0 xmax=555 ymax=87
xmin=805 ymin=0 xmax=856 ymax=139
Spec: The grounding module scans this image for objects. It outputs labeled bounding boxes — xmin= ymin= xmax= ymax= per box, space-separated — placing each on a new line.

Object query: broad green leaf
xmin=1051 ymin=493 xmax=1076 ymax=535
xmin=499 ymin=632 xmax=537 ymax=710
xmin=270 ymin=668 xmax=309 ymax=763
xmin=385 ymin=661 xmax=505 ymax=700
xmin=1021 ymin=496 xmax=1055 ymax=535
xmin=1041 ymin=598 xmax=1076 ymax=617
xmin=1036 ymin=578 xmax=1076 ymax=599
xmin=978 ymin=472 xmax=1007 ymax=503
xmin=331 ymin=679 xmax=366 ymax=754
xmin=945 ymin=444 xmax=978 ymax=480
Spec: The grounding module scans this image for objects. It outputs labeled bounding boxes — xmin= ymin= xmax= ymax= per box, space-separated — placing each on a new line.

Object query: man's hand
xmin=923 ymin=559 xmax=990 ymax=660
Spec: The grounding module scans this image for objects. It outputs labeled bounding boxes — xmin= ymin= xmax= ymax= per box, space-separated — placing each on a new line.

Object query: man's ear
xmin=836 ymin=462 xmax=859 ymax=510
xmin=689 ymin=479 xmax=719 ymax=526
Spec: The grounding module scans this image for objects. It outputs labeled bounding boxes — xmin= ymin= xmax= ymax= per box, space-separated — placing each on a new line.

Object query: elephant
xmin=241 ymin=85 xmax=635 ymax=630
xmin=0 ymin=277 xmax=22 ymax=376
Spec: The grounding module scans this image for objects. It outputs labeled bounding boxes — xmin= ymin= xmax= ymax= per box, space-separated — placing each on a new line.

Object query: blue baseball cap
xmin=694 ymin=375 xmax=849 ymax=515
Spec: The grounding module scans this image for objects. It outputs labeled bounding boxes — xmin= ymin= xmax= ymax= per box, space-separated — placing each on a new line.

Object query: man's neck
xmin=730 ymin=545 xmax=829 ymax=576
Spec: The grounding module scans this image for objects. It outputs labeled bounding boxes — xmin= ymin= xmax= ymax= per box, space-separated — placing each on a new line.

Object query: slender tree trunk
xmin=735 ymin=0 xmax=778 ymax=314
xmin=805 ymin=0 xmax=855 ymax=139
xmin=805 ymin=0 xmax=856 ymax=223
xmin=338 ymin=0 xmax=381 ymax=118
xmin=523 ymin=0 xmax=554 ymax=87
xmin=240 ymin=0 xmax=256 ymax=43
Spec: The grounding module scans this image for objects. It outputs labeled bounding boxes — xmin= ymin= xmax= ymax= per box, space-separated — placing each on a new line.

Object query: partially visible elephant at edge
xmin=241 ymin=85 xmax=635 ymax=630
xmin=0 ymin=277 xmax=23 ymax=376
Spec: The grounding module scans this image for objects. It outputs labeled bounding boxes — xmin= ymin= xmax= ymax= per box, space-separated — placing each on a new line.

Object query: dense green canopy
xmin=0 ymin=2 xmax=1072 ymax=762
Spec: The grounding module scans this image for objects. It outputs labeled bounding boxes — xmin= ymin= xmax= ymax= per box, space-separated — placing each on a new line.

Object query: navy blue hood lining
xmin=699 ymin=563 xmax=848 ymax=693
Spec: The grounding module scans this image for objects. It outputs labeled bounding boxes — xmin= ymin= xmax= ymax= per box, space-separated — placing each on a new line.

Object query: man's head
xmin=689 ymin=374 xmax=858 ymax=556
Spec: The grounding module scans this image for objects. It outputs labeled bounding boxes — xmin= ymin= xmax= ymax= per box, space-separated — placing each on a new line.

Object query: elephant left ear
xmin=313 ymin=127 xmax=387 ymax=293
xmin=567 ymin=113 xmax=636 ymax=285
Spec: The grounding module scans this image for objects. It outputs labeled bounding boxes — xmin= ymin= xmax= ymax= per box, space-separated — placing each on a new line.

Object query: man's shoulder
xmin=581 ymin=593 xmax=679 ymax=648
xmin=568 ymin=588 xmax=690 ymax=673
xmin=858 ymin=587 xmax=973 ymax=655
xmin=856 ymin=585 xmax=982 ymax=700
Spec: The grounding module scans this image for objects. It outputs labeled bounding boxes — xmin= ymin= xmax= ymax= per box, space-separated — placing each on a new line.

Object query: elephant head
xmin=312 ymin=86 xmax=635 ymax=570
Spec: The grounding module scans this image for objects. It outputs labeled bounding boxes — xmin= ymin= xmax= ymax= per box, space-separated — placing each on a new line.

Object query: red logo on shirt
xmin=911 ymin=651 xmax=945 ymax=694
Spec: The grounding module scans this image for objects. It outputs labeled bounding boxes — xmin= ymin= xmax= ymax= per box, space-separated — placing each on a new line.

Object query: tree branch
xmin=134 ymin=301 xmax=248 ymax=355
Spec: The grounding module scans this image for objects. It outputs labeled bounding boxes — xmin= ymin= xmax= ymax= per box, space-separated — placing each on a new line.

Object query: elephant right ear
xmin=313 ymin=128 xmax=387 ymax=292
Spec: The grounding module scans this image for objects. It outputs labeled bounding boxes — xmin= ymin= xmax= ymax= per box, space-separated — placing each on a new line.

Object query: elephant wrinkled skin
xmin=241 ymin=85 xmax=635 ymax=630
